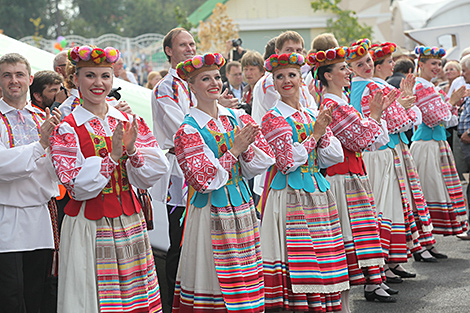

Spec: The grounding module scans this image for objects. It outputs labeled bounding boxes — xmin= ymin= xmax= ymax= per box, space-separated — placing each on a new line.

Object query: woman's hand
xmin=399 ymin=73 xmax=415 ymax=98
xmin=369 ymin=90 xmax=385 ymax=122
xmin=450 ymin=85 xmax=466 ymax=107
xmin=312 ymin=104 xmax=333 ymax=142
xmin=218 ymin=89 xmax=239 ymax=108
xmin=397 ymin=95 xmax=416 ymax=110
xmin=230 ymin=123 xmax=260 ymax=158
xmin=115 ymin=100 xmax=133 ymax=114
xmin=40 ymin=107 xmax=61 ymax=149
xmin=111 ymin=122 xmax=124 ymax=162
xmin=123 ymin=114 xmax=138 ymax=155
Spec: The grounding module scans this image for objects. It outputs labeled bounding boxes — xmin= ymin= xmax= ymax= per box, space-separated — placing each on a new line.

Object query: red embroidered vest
xmin=63 ymin=114 xmax=141 ymax=220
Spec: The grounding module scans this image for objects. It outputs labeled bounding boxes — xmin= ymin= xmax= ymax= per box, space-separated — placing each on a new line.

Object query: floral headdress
xmin=415 ymin=46 xmax=446 ymax=60
xmin=264 ymin=53 xmax=305 ymax=73
xmin=306 ymin=46 xmax=350 ymax=105
xmin=68 ymin=46 xmax=120 ymax=68
xmin=369 ymin=42 xmax=397 ymax=62
xmin=346 ymin=38 xmax=371 ymax=62
xmin=176 ymin=53 xmax=225 ymax=81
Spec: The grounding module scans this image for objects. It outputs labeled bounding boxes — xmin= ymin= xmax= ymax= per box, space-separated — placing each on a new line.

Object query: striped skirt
xmin=326 ymin=173 xmax=385 ymax=286
xmin=410 ymin=140 xmax=467 ymax=235
xmin=396 ymin=141 xmax=435 ymax=247
xmin=58 ymin=207 xmax=162 ymax=313
xmin=261 ymin=186 xmax=349 ymax=312
xmin=173 ymin=197 xmax=264 ymax=313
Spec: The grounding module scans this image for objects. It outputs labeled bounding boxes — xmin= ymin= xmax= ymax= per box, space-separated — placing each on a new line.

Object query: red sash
xmin=63 ymin=114 xmax=141 ymax=220
xmin=327 ymin=148 xmax=366 ymax=176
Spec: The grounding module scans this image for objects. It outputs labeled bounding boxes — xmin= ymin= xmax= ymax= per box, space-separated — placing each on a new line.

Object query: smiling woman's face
xmin=273 ymin=67 xmax=301 ymax=100
xmin=349 ymin=53 xmax=374 ymax=79
xmin=74 ymin=67 xmax=113 ymax=105
xmin=188 ymin=69 xmax=223 ymax=103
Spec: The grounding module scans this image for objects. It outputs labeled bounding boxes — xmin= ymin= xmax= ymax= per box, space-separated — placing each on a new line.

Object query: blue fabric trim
xmin=182 ymin=111 xmax=251 ymax=208
xmin=411 ymin=123 xmax=446 ymax=141
xmin=350 ymin=80 xmax=371 ymax=117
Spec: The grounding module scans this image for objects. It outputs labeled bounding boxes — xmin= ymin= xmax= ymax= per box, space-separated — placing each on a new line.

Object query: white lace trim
xmin=358 ymin=258 xmax=385 ymax=268
xmin=291 ymin=281 xmax=350 ymax=294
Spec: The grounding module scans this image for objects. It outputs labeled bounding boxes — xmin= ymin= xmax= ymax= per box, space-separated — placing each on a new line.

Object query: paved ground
xmin=154 ymin=235 xmax=470 ymax=313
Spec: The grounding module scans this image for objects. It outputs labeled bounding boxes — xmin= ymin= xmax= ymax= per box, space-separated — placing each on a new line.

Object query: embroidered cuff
xmin=128 ymin=149 xmax=144 ymax=168
xmin=303 ymin=136 xmax=317 ymax=155
xmin=241 ymin=146 xmax=255 ymax=162
xmin=220 ymin=150 xmax=238 ymax=172
xmin=101 ymin=154 xmax=118 ymax=178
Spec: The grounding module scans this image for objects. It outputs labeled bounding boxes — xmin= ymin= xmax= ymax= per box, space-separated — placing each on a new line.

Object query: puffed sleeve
xmin=317 ymin=127 xmax=344 ymax=168
xmin=50 ymin=121 xmax=117 ymax=201
xmin=261 ymin=110 xmax=311 ymax=175
xmin=125 ymin=117 xmax=169 ymax=189
xmin=0 ymin=138 xmax=48 ymax=182
xmin=174 ymin=124 xmax=236 ymax=193
xmin=252 ymin=75 xmax=279 ymax=124
xmin=236 ymin=111 xmax=275 ymax=179
xmin=413 ymin=83 xmax=453 ymax=128
xmin=324 ymin=98 xmax=385 ymax=152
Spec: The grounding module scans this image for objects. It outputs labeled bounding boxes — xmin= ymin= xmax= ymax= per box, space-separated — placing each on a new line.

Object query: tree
xmin=198 ymin=3 xmax=239 ymax=53
xmin=311 ymin=0 xmax=373 ymax=46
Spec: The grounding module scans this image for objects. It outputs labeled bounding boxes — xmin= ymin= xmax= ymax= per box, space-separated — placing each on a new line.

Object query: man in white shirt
xmin=114 ymin=57 xmax=138 ymax=85
xmin=0 ymin=53 xmax=61 ymax=312
xmin=252 ymin=31 xmax=317 ymax=124
xmin=151 ymin=27 xmax=197 ymax=307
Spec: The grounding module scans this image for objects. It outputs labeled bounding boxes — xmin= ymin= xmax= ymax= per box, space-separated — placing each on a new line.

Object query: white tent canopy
xmin=0 ymin=34 xmax=154 ymax=128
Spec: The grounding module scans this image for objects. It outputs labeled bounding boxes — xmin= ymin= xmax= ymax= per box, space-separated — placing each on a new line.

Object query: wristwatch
xmin=466 ymin=128 xmax=470 ymax=136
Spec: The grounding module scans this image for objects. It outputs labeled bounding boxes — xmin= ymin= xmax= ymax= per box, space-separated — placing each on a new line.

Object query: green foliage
xmin=174 ymin=5 xmax=199 ymax=43
xmin=311 ymin=0 xmax=373 ymax=46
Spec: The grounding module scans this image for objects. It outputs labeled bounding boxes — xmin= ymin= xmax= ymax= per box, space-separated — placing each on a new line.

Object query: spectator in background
xmin=130 ymin=67 xmax=139 ymax=85
xmin=241 ymin=50 xmax=265 ymax=111
xmin=146 ymin=71 xmax=162 ymax=89
xmin=113 ymin=57 xmax=138 ymax=84
xmin=220 ymin=38 xmax=247 ymax=81
xmin=386 ymin=57 xmax=415 ymax=89
xmin=447 ymin=47 xmax=470 ymax=96
xmin=443 ymin=60 xmax=462 ymax=95
xmin=159 ymin=69 xmax=168 ymax=78
xmin=222 ymin=61 xmax=246 ymax=103
xmin=30 ymin=70 xmax=63 ymax=111
xmin=52 ymin=51 xmax=69 ymax=104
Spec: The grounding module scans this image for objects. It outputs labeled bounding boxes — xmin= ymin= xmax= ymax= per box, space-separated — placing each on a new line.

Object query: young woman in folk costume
xmin=309 ymin=45 xmax=394 ymax=307
xmin=50 ymin=46 xmax=169 ymax=313
xmin=410 ymin=46 xmax=468 ymax=255
xmin=370 ymin=42 xmax=438 ymax=265
xmin=172 ymin=53 xmax=275 ymax=312
xmin=260 ymin=52 xmax=350 ymax=312
xmin=348 ymin=39 xmax=423 ymax=288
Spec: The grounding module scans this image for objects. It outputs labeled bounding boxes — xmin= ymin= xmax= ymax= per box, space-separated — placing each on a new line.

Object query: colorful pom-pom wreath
xmin=289 ymin=53 xmax=298 ymax=64
xmin=337 ymin=48 xmax=346 ymax=58
xmin=68 ymin=46 xmax=80 ymax=63
xmin=439 ymin=48 xmax=446 ymax=57
xmin=297 ymin=54 xmax=305 ymax=65
xmin=192 ymin=56 xmax=204 ymax=69
xmin=278 ymin=54 xmax=289 ymax=64
xmin=78 ymin=46 xmax=92 ymax=61
xmin=264 ymin=60 xmax=273 ymax=72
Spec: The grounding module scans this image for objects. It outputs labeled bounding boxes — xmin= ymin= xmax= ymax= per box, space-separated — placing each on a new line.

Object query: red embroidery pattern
xmin=239 ymin=113 xmax=274 ymax=159
xmin=324 ymin=98 xmax=381 ymax=152
xmin=100 ymin=154 xmax=118 ymax=178
xmin=50 ymin=129 xmax=80 ymax=196
xmin=319 ymin=127 xmax=333 ymax=149
xmin=375 ymin=84 xmax=413 ymax=133
xmin=174 ymin=131 xmax=215 ymax=193
xmin=262 ymin=112 xmax=295 ymax=174
xmin=241 ymin=146 xmax=255 ymax=162
xmin=135 ymin=117 xmax=158 ymax=149
xmin=89 ymin=118 xmax=106 ymax=136
xmin=129 ymin=151 xmax=145 ymax=168
xmin=414 ymin=83 xmax=451 ymax=127
xmin=220 ymin=115 xmax=233 ymax=131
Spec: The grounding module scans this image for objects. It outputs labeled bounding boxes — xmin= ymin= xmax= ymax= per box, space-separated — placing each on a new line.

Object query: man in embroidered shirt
xmin=0 ymin=53 xmax=61 ymax=313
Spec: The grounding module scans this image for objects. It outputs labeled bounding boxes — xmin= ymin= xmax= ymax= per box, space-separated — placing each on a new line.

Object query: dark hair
xmin=263 ymin=37 xmax=277 ymax=60
xmin=394 ymin=57 xmax=415 ymax=74
xmin=30 ymin=70 xmax=63 ymax=97
xmin=163 ymin=27 xmax=188 ymax=62
xmin=241 ymin=50 xmax=264 ymax=73
xmin=226 ymin=61 xmax=241 ymax=74
xmin=311 ymin=33 xmax=338 ymax=53
xmin=275 ymin=31 xmax=304 ymax=52
xmin=314 ymin=64 xmax=335 ymax=88
xmin=0 ymin=53 xmax=31 ymax=75
xmin=374 ymin=58 xmax=385 ymax=67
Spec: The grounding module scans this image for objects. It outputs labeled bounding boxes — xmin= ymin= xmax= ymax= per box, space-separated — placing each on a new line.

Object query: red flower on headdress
xmin=316 ymin=51 xmax=326 ymax=62
xmin=326 ymin=50 xmax=336 ymax=60
xmin=278 ymin=54 xmax=289 ymax=64
xmin=376 ymin=50 xmax=384 ymax=58
xmin=91 ymin=48 xmax=106 ymax=64
xmin=204 ymin=54 xmax=215 ymax=65
xmin=177 ymin=67 xmax=186 ymax=79
xmin=382 ymin=46 xmax=390 ymax=55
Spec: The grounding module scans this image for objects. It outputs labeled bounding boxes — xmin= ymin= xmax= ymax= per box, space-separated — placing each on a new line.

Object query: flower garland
xmin=369 ymin=42 xmax=397 ymax=62
xmin=68 ymin=46 xmax=120 ymax=66
xmin=415 ymin=46 xmax=446 ymax=59
xmin=306 ymin=46 xmax=350 ymax=67
xmin=176 ymin=53 xmax=226 ymax=81
xmin=347 ymin=38 xmax=371 ymax=62
xmin=264 ymin=53 xmax=305 ymax=73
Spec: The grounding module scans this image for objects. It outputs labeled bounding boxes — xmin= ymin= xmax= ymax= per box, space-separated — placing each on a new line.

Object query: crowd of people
xmin=1 ymin=26 xmax=469 ymax=313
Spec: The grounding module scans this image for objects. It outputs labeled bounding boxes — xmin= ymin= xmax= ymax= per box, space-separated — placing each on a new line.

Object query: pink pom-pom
xmin=104 ymin=47 xmax=120 ymax=63
xmin=78 ymin=46 xmax=92 ymax=61
xmin=192 ymin=56 xmax=204 ymax=69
